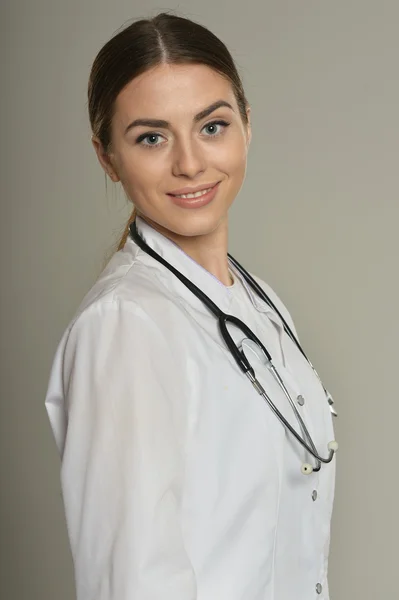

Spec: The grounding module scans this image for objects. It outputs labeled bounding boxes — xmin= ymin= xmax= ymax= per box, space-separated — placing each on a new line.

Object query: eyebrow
xmin=124 ymin=100 xmax=234 ymax=135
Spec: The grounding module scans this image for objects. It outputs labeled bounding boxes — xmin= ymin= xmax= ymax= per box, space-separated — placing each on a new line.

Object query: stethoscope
xmin=129 ymin=220 xmax=338 ymax=475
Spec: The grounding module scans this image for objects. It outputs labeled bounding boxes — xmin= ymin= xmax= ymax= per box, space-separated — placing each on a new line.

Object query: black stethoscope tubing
xmin=129 ymin=220 xmax=336 ymax=471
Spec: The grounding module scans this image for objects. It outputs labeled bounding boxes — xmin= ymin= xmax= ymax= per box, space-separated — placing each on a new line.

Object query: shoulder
xmin=70 ymin=248 xmax=156 ymax=320
xmin=61 ymin=247 xmax=194 ymax=371
xmin=66 ymin=242 xmax=178 ymax=339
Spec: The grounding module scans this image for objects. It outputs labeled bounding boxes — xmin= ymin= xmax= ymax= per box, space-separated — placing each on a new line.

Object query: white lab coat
xmin=45 ymin=216 xmax=336 ymax=600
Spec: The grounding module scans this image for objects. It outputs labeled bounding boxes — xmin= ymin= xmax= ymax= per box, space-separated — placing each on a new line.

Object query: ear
xmin=246 ymin=105 xmax=252 ymax=147
xmin=91 ymin=135 xmax=120 ymax=182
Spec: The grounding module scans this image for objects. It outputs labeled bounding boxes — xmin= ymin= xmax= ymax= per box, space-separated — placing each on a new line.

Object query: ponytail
xmin=117 ymin=205 xmax=137 ymax=251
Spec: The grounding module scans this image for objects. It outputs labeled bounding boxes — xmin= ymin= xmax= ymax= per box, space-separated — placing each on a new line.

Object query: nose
xmin=171 ymin=137 xmax=206 ymax=179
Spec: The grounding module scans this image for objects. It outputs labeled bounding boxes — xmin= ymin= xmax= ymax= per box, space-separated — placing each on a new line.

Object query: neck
xmin=140 ymin=215 xmax=232 ymax=286
xmin=177 ymin=224 xmax=232 ymax=286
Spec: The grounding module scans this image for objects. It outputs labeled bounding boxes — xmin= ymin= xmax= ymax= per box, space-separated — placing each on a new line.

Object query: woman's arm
xmin=50 ymin=299 xmax=196 ymax=600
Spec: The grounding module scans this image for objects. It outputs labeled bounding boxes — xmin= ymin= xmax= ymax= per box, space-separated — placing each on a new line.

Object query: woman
xmin=45 ymin=12 xmax=336 ymax=600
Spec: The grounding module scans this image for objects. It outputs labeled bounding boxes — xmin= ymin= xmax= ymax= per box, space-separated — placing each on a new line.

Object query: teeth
xmin=175 ymin=187 xmax=213 ymax=199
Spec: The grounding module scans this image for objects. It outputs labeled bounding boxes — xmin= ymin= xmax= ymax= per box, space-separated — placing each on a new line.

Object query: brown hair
xmin=88 ymin=12 xmax=249 ymax=251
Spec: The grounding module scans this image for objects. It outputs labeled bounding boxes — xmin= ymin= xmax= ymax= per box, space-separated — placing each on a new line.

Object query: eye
xmin=201 ymin=120 xmax=230 ymax=137
xmin=136 ymin=132 xmax=165 ymax=148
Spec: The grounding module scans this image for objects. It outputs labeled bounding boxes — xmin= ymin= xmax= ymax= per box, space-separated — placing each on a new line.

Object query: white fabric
xmin=45 ymin=216 xmax=336 ymax=600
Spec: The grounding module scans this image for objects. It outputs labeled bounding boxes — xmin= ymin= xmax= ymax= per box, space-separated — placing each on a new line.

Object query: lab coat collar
xmin=236 ymin=271 xmax=284 ymax=329
xmin=128 ymin=216 xmax=237 ymax=314
xmin=129 ymin=216 xmax=283 ymax=324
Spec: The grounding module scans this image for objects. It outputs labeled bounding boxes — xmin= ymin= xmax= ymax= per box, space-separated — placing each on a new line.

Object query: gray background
xmin=1 ymin=1 xmax=398 ymax=598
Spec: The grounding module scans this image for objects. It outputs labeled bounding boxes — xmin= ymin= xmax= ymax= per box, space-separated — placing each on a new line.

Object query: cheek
xmin=117 ymin=150 xmax=165 ymax=191
xmin=215 ymin=138 xmax=248 ymax=174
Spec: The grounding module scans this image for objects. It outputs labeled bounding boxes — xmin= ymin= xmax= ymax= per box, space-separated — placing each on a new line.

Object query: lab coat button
xmin=316 ymin=583 xmax=323 ymax=594
xmin=312 ymin=490 xmax=318 ymax=501
xmin=297 ymin=394 xmax=305 ymax=406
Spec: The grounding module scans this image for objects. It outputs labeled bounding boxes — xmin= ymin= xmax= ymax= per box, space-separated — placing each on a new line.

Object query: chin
xmin=162 ymin=206 xmax=229 ymax=238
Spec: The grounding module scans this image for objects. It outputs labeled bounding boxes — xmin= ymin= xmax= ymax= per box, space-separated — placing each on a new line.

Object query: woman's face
xmin=94 ymin=63 xmax=251 ymax=240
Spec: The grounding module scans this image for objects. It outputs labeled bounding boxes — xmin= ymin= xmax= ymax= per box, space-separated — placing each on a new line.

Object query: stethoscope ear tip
xmin=328 ymin=440 xmax=339 ymax=452
xmin=301 ymin=463 xmax=314 ymax=476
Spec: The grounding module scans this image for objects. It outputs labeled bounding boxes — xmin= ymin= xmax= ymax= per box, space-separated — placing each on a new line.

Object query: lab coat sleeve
xmin=55 ymin=299 xmax=197 ymax=600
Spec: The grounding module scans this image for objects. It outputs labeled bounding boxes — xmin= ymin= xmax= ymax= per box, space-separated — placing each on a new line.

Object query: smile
xmin=174 ymin=187 xmax=214 ymax=199
xmin=169 ymin=181 xmax=221 ymax=209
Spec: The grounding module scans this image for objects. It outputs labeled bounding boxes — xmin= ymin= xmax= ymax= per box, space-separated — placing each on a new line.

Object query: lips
xmin=172 ymin=187 xmax=213 ymax=199
xmin=168 ymin=181 xmax=219 ymax=196
xmin=168 ymin=181 xmax=221 ymax=209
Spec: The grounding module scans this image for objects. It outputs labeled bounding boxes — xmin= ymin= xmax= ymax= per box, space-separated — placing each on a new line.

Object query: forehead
xmin=114 ymin=63 xmax=236 ymax=121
